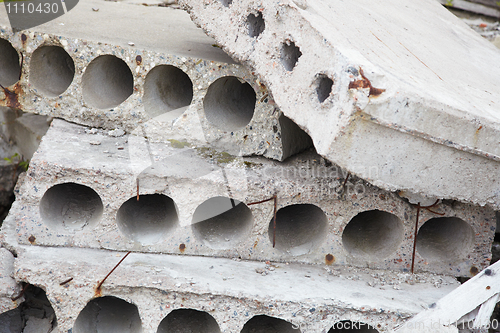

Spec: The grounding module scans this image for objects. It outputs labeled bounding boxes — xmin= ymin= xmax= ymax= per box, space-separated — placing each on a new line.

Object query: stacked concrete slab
xmin=0 ymin=117 xmax=493 ymax=332
xmin=0 ymin=0 xmax=498 ymax=332
xmin=179 ymin=0 xmax=500 ymax=211
xmin=0 ymin=1 xmax=312 ymax=162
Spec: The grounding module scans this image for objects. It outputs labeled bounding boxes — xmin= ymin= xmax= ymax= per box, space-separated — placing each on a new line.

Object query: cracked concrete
xmin=178 ymin=0 xmax=500 ymax=210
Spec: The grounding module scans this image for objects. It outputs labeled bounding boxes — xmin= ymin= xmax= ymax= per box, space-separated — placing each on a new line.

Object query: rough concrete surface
xmin=2 ymin=119 xmax=495 ymax=277
xmin=0 ymin=248 xmax=19 ymax=313
xmin=11 ymin=244 xmax=459 ymax=333
xmin=0 ymin=1 xmax=499 ymax=331
xmin=0 ymin=0 xmax=313 ymax=162
xmin=179 ymin=0 xmax=500 ymax=210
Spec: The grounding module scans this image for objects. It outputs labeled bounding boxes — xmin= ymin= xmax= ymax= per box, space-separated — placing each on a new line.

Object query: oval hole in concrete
xmin=269 ymin=204 xmax=328 ymax=255
xmin=157 ymin=308 xmax=220 ymax=333
xmin=29 ymin=45 xmax=75 ymax=97
xmin=203 ymin=76 xmax=256 ymax=131
xmin=116 ymin=194 xmax=179 ymax=245
xmin=241 ymin=315 xmax=299 ymax=333
xmin=342 ymin=210 xmax=404 ymax=260
xmin=192 ymin=196 xmax=253 ymax=250
xmin=315 ymin=74 xmax=333 ymax=103
xmin=247 ymin=12 xmax=265 ymax=38
xmin=280 ymin=41 xmax=302 ymax=71
xmin=416 ymin=217 xmax=475 ymax=262
xmin=0 ymin=38 xmax=20 ymax=87
xmin=82 ymin=55 xmax=133 ymax=109
xmin=143 ymin=65 xmax=193 ymax=118
xmin=73 ymin=296 xmax=142 ymax=333
xmin=329 ymin=320 xmax=379 ymax=332
xmin=219 ymin=0 xmax=232 ymax=7
xmin=39 ymin=183 xmax=103 ymax=232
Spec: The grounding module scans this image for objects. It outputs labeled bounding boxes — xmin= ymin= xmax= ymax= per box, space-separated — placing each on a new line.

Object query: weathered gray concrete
xmin=10 ymin=244 xmax=459 ymax=333
xmin=7 ymin=113 xmax=51 ymax=161
xmin=0 ymin=248 xmax=19 ymax=313
xmin=1 ymin=118 xmax=495 ymax=277
xmin=179 ymin=0 xmax=500 ymax=210
xmin=0 ymin=0 xmax=312 ymax=162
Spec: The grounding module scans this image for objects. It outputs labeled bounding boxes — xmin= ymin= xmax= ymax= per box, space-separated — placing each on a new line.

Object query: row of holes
xmin=222 ymin=4 xmax=335 ymax=104
xmin=0 ymin=38 xmax=257 ymax=131
xmin=1 ymin=36 xmax=332 ymax=128
xmin=39 ymin=182 xmax=475 ymax=262
xmin=73 ymin=296 xmax=379 ymax=333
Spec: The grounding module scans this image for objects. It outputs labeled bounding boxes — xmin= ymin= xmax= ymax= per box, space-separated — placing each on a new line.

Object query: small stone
xmin=108 ymin=129 xmax=125 ymax=137
xmin=92 ymin=7 xmax=99 ymax=11
xmin=85 ymin=128 xmax=98 ymax=134
xmin=89 ymin=141 xmax=101 ymax=145
xmin=128 ymin=42 xmax=135 ymax=46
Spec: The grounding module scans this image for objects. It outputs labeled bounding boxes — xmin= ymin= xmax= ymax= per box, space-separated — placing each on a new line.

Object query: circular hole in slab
xmin=143 ymin=65 xmax=193 ymax=118
xmin=29 ymin=45 xmax=75 ymax=97
xmin=0 ymin=38 xmax=20 ymax=87
xmin=157 ymin=309 xmax=221 ymax=333
xmin=268 ymin=204 xmax=328 ymax=255
xmin=203 ymin=76 xmax=256 ymax=131
xmin=280 ymin=41 xmax=302 ymax=71
xmin=39 ymin=183 xmax=103 ymax=232
xmin=241 ymin=315 xmax=299 ymax=333
xmin=116 ymin=194 xmax=179 ymax=245
xmin=316 ymin=74 xmax=333 ymax=103
xmin=219 ymin=0 xmax=232 ymax=7
xmin=328 ymin=320 xmax=379 ymax=332
xmin=73 ymin=296 xmax=142 ymax=333
xmin=191 ymin=196 xmax=253 ymax=250
xmin=247 ymin=12 xmax=265 ymax=38
xmin=342 ymin=210 xmax=404 ymax=260
xmin=416 ymin=217 xmax=474 ymax=262
xmin=82 ymin=54 xmax=134 ymax=109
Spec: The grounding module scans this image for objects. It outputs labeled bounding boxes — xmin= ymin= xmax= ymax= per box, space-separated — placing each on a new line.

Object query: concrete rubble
xmin=0 ymin=0 xmax=498 ymax=332
xmin=4 ymin=119 xmax=496 ymax=276
xmin=179 ymin=0 xmax=500 ymax=211
xmin=0 ymin=116 xmax=493 ymax=332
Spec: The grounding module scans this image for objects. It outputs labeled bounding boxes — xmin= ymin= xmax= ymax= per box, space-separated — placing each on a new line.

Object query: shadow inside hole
xmin=342 ymin=210 xmax=404 ymax=261
xmin=269 ymin=204 xmax=327 ymax=255
xmin=116 ymin=194 xmax=179 ymax=245
xmin=219 ymin=0 xmax=232 ymax=7
xmin=157 ymin=308 xmax=220 ymax=333
xmin=143 ymin=65 xmax=193 ymax=118
xmin=416 ymin=217 xmax=475 ymax=263
xmin=203 ymin=76 xmax=256 ymax=131
xmin=278 ymin=114 xmax=313 ymax=160
xmin=0 ymin=38 xmax=20 ymax=87
xmin=82 ymin=54 xmax=134 ymax=109
xmin=29 ymin=45 xmax=75 ymax=97
xmin=316 ymin=74 xmax=333 ymax=103
xmin=280 ymin=41 xmax=302 ymax=71
xmin=0 ymin=284 xmax=57 ymax=333
xmin=191 ymin=196 xmax=253 ymax=250
xmin=247 ymin=12 xmax=265 ymax=38
xmin=241 ymin=315 xmax=299 ymax=333
xmin=39 ymin=183 xmax=103 ymax=232
xmin=73 ymin=296 xmax=142 ymax=333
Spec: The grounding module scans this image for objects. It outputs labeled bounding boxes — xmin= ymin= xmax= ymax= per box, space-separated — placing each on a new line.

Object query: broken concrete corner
xmin=179 ymin=0 xmax=500 ymax=210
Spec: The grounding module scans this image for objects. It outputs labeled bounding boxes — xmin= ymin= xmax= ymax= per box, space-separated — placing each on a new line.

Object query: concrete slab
xmin=0 ymin=0 xmax=312 ymax=161
xmin=1 ymin=118 xmax=495 ymax=277
xmin=0 ymin=248 xmax=19 ymax=313
xmin=178 ymin=0 xmax=500 ymax=210
xmin=12 ymin=244 xmax=459 ymax=332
